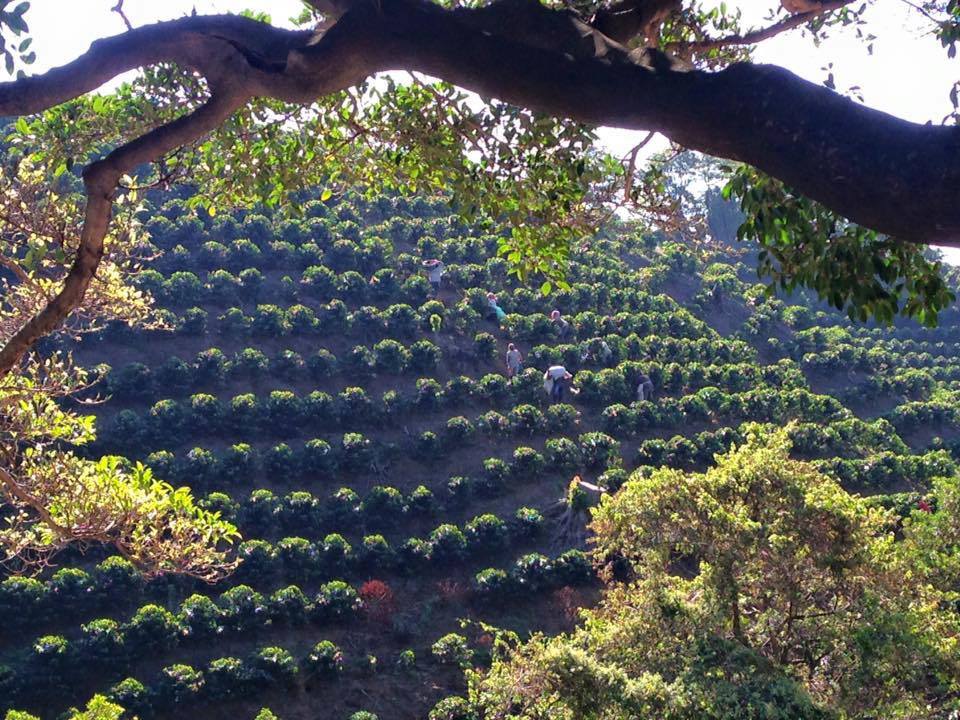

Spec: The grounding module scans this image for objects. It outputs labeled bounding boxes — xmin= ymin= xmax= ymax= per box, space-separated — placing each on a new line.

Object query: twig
xmin=111 ymin=0 xmax=134 ymax=31
xmin=668 ymin=0 xmax=856 ymax=53
xmin=622 ymin=130 xmax=656 ymax=203
xmin=896 ymin=0 xmax=943 ymax=25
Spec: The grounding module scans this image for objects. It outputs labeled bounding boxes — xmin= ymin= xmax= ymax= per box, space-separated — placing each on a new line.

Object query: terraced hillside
xmin=3 ymin=192 xmax=960 ymax=720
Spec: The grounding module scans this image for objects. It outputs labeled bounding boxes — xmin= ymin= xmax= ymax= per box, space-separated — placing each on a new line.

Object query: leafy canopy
xmin=3 ymin=1 xmax=959 ymax=318
xmin=1 ymin=355 xmax=239 ymax=580
xmin=469 ymin=429 xmax=960 ymax=719
xmin=0 ymin=0 xmax=958 ymax=574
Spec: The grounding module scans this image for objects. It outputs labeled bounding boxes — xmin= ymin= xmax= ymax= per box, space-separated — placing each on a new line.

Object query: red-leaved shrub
xmin=359 ymin=579 xmax=396 ymax=624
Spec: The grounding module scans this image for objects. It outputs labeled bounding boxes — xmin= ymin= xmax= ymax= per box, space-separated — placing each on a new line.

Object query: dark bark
xmin=592 ymin=0 xmax=682 ymax=45
xmin=0 ymin=0 xmax=958 ymax=376
xmin=4 ymin=0 xmax=950 ymax=243
xmin=0 ymin=82 xmax=251 ymax=376
xmin=337 ymin=0 xmax=959 ymax=244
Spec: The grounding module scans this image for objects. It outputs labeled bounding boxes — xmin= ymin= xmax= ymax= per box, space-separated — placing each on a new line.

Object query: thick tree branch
xmin=0 ymin=0 xmax=957 ymax=378
xmin=0 ymin=15 xmax=309 ymax=115
xmin=670 ymin=0 xmax=857 ymax=53
xmin=0 ymin=87 xmax=250 ymax=376
xmin=3 ymin=1 xmax=953 ymax=247
xmin=593 ymin=0 xmax=682 ymax=45
xmin=316 ymin=0 xmax=958 ymax=243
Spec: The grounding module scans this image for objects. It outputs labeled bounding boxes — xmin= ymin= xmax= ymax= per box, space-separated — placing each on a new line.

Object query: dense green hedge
xmin=9 ymin=188 xmax=958 ymax=720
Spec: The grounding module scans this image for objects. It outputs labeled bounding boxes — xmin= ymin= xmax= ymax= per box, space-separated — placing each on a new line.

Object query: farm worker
xmin=711 ymin=282 xmax=723 ymax=308
xmin=545 ymin=365 xmax=574 ymax=402
xmin=580 ymin=338 xmax=613 ymax=363
xmin=422 ymin=259 xmax=445 ymax=295
xmin=582 ymin=339 xmax=613 ymax=365
xmin=486 ymin=292 xmax=507 ymax=324
xmin=550 ymin=309 xmax=572 ymax=339
xmin=637 ymin=372 xmax=655 ymax=402
xmin=505 ymin=343 xmax=523 ymax=378
xmin=600 ymin=340 xmax=612 ymax=363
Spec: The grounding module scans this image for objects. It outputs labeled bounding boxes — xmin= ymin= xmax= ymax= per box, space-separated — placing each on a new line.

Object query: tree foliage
xmin=0 ymin=0 xmax=957 ymax=574
xmin=724 ymin=166 xmax=954 ymax=327
xmin=469 ymin=429 xmax=960 ymax=719
xmin=1 ymin=354 xmax=238 ymax=578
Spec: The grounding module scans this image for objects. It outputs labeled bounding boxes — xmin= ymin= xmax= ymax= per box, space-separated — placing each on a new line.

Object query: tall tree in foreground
xmin=467 ymin=429 xmax=960 ymax=719
xmin=0 ymin=154 xmax=238 ymax=579
xmin=0 ymin=0 xmax=957 ymax=573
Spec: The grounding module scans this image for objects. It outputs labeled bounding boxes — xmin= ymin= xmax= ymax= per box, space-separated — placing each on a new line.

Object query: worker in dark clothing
xmin=637 ymin=373 xmax=655 ymax=402
xmin=550 ymin=310 xmax=572 ymax=339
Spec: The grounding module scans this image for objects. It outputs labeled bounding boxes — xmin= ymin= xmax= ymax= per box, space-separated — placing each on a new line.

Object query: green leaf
xmin=5 ymin=9 xmax=27 ymax=34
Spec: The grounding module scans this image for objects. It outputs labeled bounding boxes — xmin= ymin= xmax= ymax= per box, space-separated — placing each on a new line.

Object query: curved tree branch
xmin=593 ymin=0 xmax=682 ymax=45
xmin=0 ymin=82 xmax=251 ymax=376
xmin=318 ymin=0 xmax=959 ymax=244
xmin=0 ymin=15 xmax=309 ymax=115
xmin=669 ymin=0 xmax=857 ymax=53
xmin=0 ymin=465 xmax=71 ymax=537
xmin=0 ymin=0 xmax=958 ymax=378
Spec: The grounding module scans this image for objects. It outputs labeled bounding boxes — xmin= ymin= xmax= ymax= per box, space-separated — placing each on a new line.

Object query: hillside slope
xmin=3 ymin=193 xmax=960 ymax=720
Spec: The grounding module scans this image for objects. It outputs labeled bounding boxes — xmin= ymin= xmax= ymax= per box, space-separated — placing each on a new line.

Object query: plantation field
xmin=3 ymin=192 xmax=960 ymax=720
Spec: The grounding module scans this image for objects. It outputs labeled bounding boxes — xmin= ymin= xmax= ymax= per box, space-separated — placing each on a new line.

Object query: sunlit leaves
xmin=924 ymin=0 xmax=960 ymax=58
xmin=0 ymin=0 xmax=33 ymax=78
xmin=0 ymin=355 xmax=240 ymax=580
xmin=10 ymin=452 xmax=240 ymax=579
xmin=723 ymin=165 xmax=954 ymax=326
xmin=471 ymin=428 xmax=960 ymax=719
xmin=0 ymin=126 xmax=225 ymax=580
xmin=7 ymin=695 xmax=125 ymax=720
xmin=7 ymin=64 xmax=208 ymax=186
xmin=0 ymin=157 xmax=160 ymax=345
xmin=159 ymin=74 xmax=608 ymax=291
